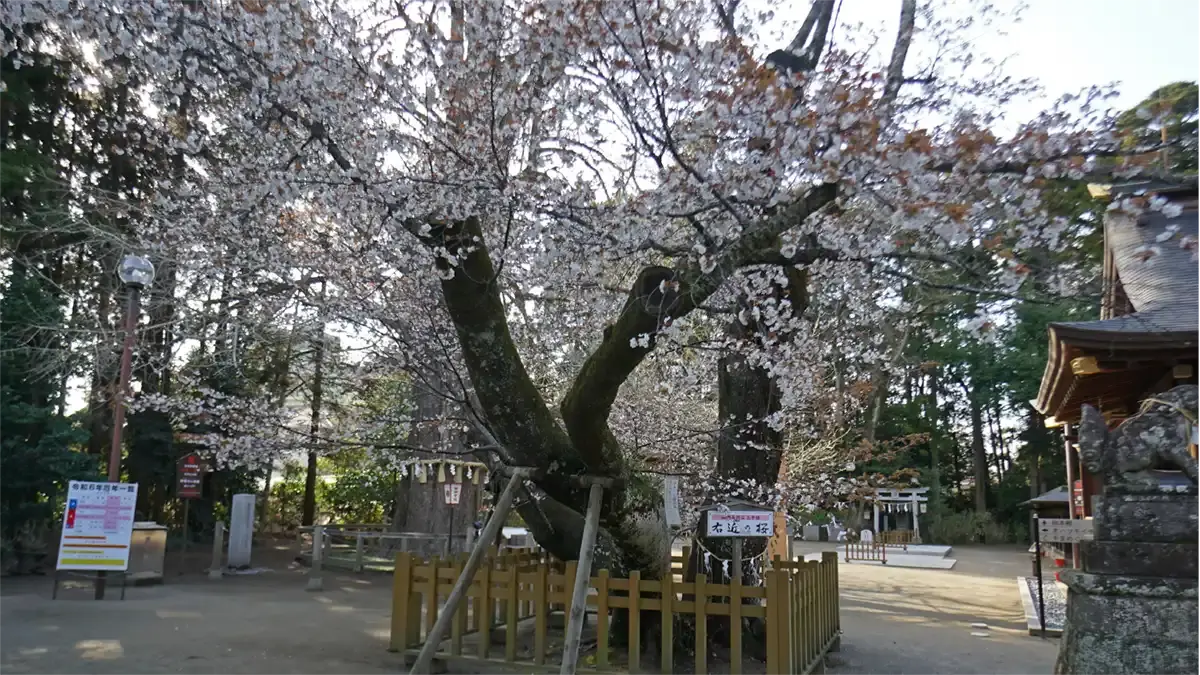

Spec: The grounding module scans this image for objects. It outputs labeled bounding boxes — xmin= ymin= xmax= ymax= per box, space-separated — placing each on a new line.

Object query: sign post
xmin=175 ymin=453 xmax=209 ymax=572
xmin=1032 ymin=515 xmax=1046 ymax=638
xmin=443 ymin=482 xmax=462 ymax=556
xmin=55 ymin=481 xmax=139 ymax=599
xmin=1033 ymin=517 xmax=1095 ymax=639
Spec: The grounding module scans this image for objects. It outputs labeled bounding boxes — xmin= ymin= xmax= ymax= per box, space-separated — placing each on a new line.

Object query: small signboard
xmin=443 ymin=483 xmax=463 ymax=505
xmin=56 ymin=481 xmax=139 ymax=571
xmin=176 ymin=452 xmax=208 ymax=499
xmin=1038 ymin=517 xmax=1095 ymax=544
xmin=706 ymin=510 xmax=773 ymax=537
xmin=662 ymin=477 xmax=682 ymax=528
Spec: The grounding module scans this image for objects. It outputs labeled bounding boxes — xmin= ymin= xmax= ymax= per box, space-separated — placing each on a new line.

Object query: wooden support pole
xmin=731 ymin=538 xmax=743 ymax=584
xmin=560 ymin=481 xmax=606 ymax=674
xmin=409 ymin=469 xmax=528 ymax=675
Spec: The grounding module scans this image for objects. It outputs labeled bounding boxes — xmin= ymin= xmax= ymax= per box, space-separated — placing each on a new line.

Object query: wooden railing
xmin=844 ymin=541 xmax=888 ymax=564
xmin=390 ymin=550 xmax=840 ymax=674
xmin=878 ymin=529 xmax=918 ymax=549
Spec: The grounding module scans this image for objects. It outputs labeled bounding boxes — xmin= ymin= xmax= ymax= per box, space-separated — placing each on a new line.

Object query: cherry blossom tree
xmin=3 ymin=0 xmax=1171 ymax=572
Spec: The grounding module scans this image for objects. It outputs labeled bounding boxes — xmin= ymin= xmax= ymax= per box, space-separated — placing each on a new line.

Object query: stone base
xmin=125 ymin=571 xmax=164 ymax=587
xmin=1056 ymin=571 xmax=1198 ymax=674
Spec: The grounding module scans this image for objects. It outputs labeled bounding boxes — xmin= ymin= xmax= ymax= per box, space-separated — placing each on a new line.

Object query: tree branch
xmin=559 ymin=183 xmax=839 ymax=474
xmin=424 ymin=216 xmax=585 ymax=497
xmin=881 ymin=0 xmax=917 ymax=112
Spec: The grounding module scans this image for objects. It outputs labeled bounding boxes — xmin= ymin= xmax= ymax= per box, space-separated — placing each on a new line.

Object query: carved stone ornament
xmin=1076 ymin=385 xmax=1198 ymax=494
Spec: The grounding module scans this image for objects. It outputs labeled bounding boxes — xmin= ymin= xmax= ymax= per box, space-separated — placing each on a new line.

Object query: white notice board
xmin=56 ymin=481 xmax=139 ymax=571
xmin=1038 ymin=517 xmax=1094 ymax=544
xmin=706 ymin=510 xmax=773 ymax=537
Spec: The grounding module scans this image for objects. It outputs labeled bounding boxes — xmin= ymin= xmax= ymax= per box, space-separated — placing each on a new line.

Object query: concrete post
xmin=306 ymin=525 xmax=324 ymax=592
xmin=560 ymin=481 xmax=606 ymax=675
xmin=208 ymin=522 xmax=225 ymax=580
xmin=354 ymin=533 xmax=365 ymax=573
xmin=872 ymin=501 xmax=880 ymax=533
xmin=227 ymin=493 xmax=255 ymax=568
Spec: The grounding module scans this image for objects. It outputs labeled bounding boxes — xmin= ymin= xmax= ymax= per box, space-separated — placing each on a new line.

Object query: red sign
xmin=1072 ymin=480 xmax=1084 ymax=518
xmin=176 ymin=453 xmax=208 ymax=499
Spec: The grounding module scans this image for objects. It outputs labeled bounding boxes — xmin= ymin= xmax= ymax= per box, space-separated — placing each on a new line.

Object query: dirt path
xmin=1 ymin=541 xmax=1057 ymax=674
xmin=802 ymin=542 xmax=1059 ymax=674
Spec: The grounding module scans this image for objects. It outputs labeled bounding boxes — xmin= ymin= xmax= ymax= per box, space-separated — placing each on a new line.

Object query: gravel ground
xmin=1023 ymin=576 xmax=1067 ymax=631
xmin=1 ymin=539 xmax=1058 ymax=674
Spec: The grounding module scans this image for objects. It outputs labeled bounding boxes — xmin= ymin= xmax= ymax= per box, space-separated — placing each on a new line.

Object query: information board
xmin=443 ymin=483 xmax=462 ymax=505
xmin=706 ymin=510 xmax=772 ymax=537
xmin=176 ymin=452 xmax=207 ymax=499
xmin=56 ymin=481 xmax=139 ymax=571
xmin=1038 ymin=517 xmax=1094 ymax=544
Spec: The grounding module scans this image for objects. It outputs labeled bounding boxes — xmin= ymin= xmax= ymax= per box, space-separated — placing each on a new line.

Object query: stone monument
xmin=227 ymin=493 xmax=256 ymax=569
xmin=1055 ymin=385 xmax=1198 ymax=675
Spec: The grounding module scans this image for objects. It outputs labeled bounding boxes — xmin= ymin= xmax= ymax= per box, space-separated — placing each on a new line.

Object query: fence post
xmin=693 ymin=572 xmax=707 ymax=675
xmin=534 ymin=563 xmax=549 ymax=666
xmin=596 ymin=569 xmax=610 ymax=670
xmin=450 ymin=557 xmax=465 ymax=656
xmin=660 ymin=569 xmax=674 ymax=674
xmin=391 ymin=553 xmax=414 ymax=652
xmin=306 ymin=525 xmax=324 ymax=591
xmin=730 ymin=570 xmax=743 ymax=675
xmin=208 ymin=522 xmax=225 ymax=580
xmin=355 ymin=533 xmax=365 ymax=573
xmin=822 ymin=551 xmax=840 ymax=652
xmin=765 ymin=568 xmax=782 ymax=675
xmin=505 ymin=564 xmax=520 ymax=662
xmin=628 ymin=570 xmax=642 ymax=675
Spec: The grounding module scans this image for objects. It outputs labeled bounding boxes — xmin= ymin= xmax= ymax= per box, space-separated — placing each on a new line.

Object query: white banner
xmin=662 ymin=477 xmax=682 ymax=528
xmin=56 ymin=481 xmax=139 ymax=571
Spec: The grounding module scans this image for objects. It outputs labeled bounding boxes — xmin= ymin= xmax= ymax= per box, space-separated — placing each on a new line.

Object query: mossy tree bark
xmin=417 ymin=186 xmax=837 ymax=572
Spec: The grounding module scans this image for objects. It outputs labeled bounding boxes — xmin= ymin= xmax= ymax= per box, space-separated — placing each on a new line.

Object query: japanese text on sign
xmin=706 ymin=510 xmax=773 ymax=538
xmin=443 ymin=483 xmax=462 ymax=505
xmin=1038 ymin=518 xmax=1094 ymax=544
xmin=56 ymin=481 xmax=139 ymax=571
xmin=176 ymin=453 xmax=207 ymax=499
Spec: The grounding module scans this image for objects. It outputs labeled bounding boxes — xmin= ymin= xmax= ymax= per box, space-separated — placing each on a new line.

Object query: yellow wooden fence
xmin=843 ymin=540 xmax=887 ymax=563
xmin=390 ymin=549 xmax=840 ymax=674
xmin=878 ymin=529 xmax=918 ymax=548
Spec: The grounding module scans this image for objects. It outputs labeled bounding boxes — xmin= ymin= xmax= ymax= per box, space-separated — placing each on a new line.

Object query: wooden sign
xmin=176 ymin=453 xmax=209 ymax=500
xmin=443 ymin=483 xmax=462 ymax=505
xmin=706 ymin=510 xmax=772 ymax=537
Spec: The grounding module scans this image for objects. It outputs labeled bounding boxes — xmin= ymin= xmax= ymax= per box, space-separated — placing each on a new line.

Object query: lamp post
xmin=109 ymin=254 xmax=154 ymax=481
xmin=96 ymin=254 xmax=154 ymax=599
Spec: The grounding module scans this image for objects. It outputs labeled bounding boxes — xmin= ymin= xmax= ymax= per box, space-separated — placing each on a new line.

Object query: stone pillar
xmin=872 ymin=501 xmax=880 ymax=533
xmin=1058 ymin=499 xmax=1198 ymax=674
xmin=1056 ymin=386 xmax=1198 ymax=675
xmin=227 ymin=493 xmax=256 ymax=569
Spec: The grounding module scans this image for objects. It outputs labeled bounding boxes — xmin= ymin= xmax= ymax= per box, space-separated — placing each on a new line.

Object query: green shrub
xmin=926 ymin=510 xmax=1023 ymax=545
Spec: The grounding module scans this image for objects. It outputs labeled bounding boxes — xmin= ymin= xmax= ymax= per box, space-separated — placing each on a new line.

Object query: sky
xmin=834 ymin=0 xmax=1199 ymax=121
